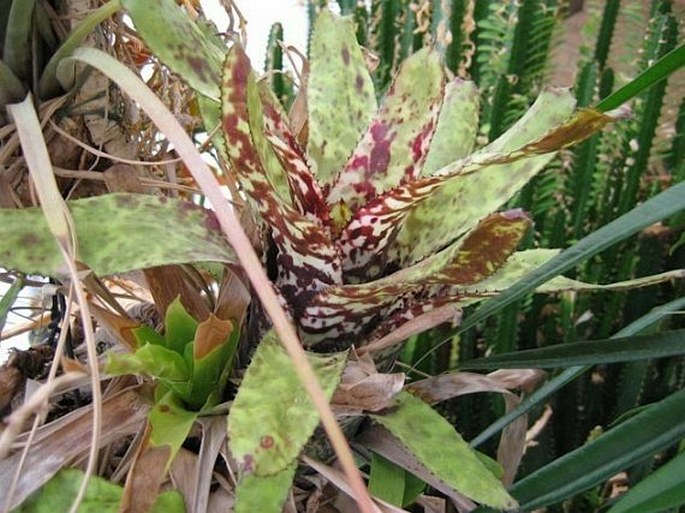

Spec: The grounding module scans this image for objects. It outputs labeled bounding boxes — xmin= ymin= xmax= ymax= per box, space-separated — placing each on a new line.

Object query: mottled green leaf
xmin=234 ymin=464 xmax=296 ymax=513
xmin=606 ymin=450 xmax=685 ymax=513
xmin=307 ymin=10 xmax=377 ymax=183
xmin=459 ymin=249 xmax=684 ymax=296
xmin=328 ymin=48 xmax=444 ymax=214
xmin=0 ymin=193 xmax=235 ymax=278
xmin=422 ymin=79 xmax=480 ymax=175
xmin=221 ymin=46 xmax=342 ymax=297
xmin=390 ymin=88 xmax=577 ymax=266
xmin=228 ymin=331 xmax=347 ymax=476
xmin=148 ymin=391 xmax=198 ymax=465
xmin=16 ymin=468 xmax=185 ymax=513
xmin=371 ymin=391 xmax=516 ymax=509
xmin=122 ymin=0 xmax=224 ymax=100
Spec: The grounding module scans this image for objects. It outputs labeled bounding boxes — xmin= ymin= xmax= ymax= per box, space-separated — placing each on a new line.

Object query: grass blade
xmin=460 ymin=329 xmax=685 ymax=369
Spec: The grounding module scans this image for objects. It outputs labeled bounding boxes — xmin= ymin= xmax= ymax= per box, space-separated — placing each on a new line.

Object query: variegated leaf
xmin=421 ymin=79 xmax=480 ymax=176
xmin=307 ymin=10 xmax=377 ymax=184
xmin=227 ymin=331 xmax=347 ymax=476
xmin=327 ymin=48 xmax=444 ymax=220
xmin=221 ymin=45 xmax=343 ymax=295
xmin=299 ymin=212 xmax=530 ymax=349
xmin=458 ymin=249 xmax=685 ymax=296
xmin=258 ymin=82 xmax=330 ymax=224
xmin=389 ymin=88 xmax=577 ymax=267
xmin=122 ymin=0 xmax=224 ymax=100
xmin=336 ymin=89 xmax=576 ymax=280
xmin=0 ymin=193 xmax=235 ymax=277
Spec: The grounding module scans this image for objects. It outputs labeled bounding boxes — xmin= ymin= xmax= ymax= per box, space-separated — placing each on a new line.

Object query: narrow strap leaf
xmin=460 ymin=329 xmax=685 ymax=369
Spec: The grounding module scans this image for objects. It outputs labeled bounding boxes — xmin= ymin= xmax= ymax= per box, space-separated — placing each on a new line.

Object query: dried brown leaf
xmin=120 ymin=425 xmax=169 ymax=513
xmin=194 ymin=314 xmax=234 ymax=360
xmin=0 ymin=384 xmax=151 ymax=510
xmin=144 ymin=266 xmax=211 ymax=323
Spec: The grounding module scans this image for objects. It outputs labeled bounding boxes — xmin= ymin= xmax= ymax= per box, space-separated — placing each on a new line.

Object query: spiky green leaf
xmin=228 ymin=332 xmax=347 ymax=476
xmin=371 ymin=391 xmax=517 ymax=509
xmin=122 ymin=0 xmax=224 ymax=100
xmin=0 ymin=193 xmax=235 ymax=277
xmin=307 ymin=10 xmax=377 ymax=183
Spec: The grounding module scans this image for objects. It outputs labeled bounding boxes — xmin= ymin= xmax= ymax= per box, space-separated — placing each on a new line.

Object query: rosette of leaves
xmin=218 ymin=10 xmax=632 ymax=354
xmin=106 ymin=297 xmax=239 ymax=466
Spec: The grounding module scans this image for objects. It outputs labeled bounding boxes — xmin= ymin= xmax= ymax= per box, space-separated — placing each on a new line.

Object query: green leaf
xmin=470 ymin=297 xmax=685 ymax=450
xmin=0 ymin=58 xmax=25 ymax=110
xmin=164 ymin=297 xmax=199 ymax=355
xmin=2 ymin=0 xmax=35 ymax=81
xmin=234 ymin=464 xmax=296 ymax=513
xmin=390 ymin=88 xmax=576 ymax=267
xmin=106 ymin=343 xmax=189 ymax=384
xmin=503 ymin=388 xmax=685 ymax=512
xmin=148 ymin=391 xmax=198 ymax=467
xmin=458 ymin=249 xmax=684 ymax=296
xmin=327 ymin=48 xmax=445 ymax=213
xmin=121 ymin=0 xmax=224 ymax=100
xmin=0 ymin=193 xmax=236 ymax=278
xmin=457 ymin=180 xmax=685 ymax=338
xmin=597 ymin=44 xmax=685 ymax=112
xmin=460 ymin=329 xmax=685 ymax=369
xmin=133 ymin=325 xmax=166 ymax=348
xmin=188 ymin=337 xmax=236 ymax=410
xmin=606 ymin=450 xmax=685 ymax=513
xmin=38 ymin=0 xmax=121 ymax=98
xmin=228 ymin=331 xmax=347 ymax=476
xmin=0 ymin=273 xmax=23 ymax=333
xmin=16 ymin=468 xmax=185 ymax=513
xmin=422 ymin=79 xmax=480 ymax=175
xmin=307 ymin=9 xmax=377 ymax=184
xmin=368 ymin=452 xmax=425 ymax=507
xmin=368 ymin=452 xmax=406 ymax=506
xmin=370 ymin=391 xmax=516 ymax=509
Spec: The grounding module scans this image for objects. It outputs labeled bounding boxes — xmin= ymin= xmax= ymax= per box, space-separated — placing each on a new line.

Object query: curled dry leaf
xmin=406 ymin=369 xmax=546 ymax=486
xmin=331 ymin=353 xmax=405 ymax=414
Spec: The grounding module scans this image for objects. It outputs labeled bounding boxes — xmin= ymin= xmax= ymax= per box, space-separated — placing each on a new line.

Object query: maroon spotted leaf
xmin=326 ymin=48 xmax=444 ymax=226
xmin=221 ymin=45 xmax=343 ymax=297
xmin=298 ymin=211 xmax=531 ymax=349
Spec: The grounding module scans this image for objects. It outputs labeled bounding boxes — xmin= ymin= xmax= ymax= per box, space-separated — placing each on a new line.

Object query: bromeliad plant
xmin=218 ymin=10 xmax=662 ymax=354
